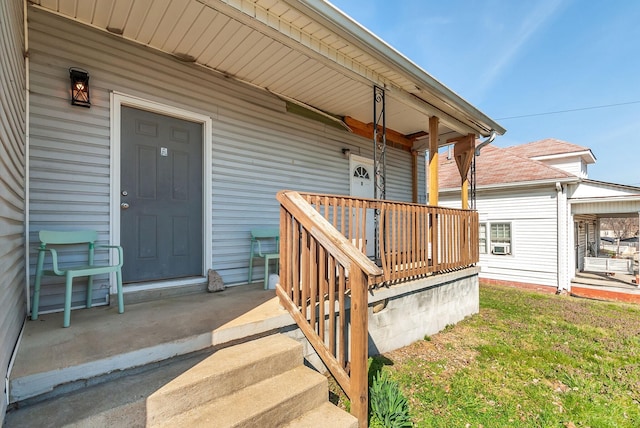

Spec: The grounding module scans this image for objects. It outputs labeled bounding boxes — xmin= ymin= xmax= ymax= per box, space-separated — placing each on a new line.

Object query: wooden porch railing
xmin=276 ymin=191 xmax=479 ymax=427
xmin=299 ymin=192 xmax=479 ymax=282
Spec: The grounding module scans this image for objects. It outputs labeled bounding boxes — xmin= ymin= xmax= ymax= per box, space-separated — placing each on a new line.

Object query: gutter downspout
xmin=474 ymin=130 xmax=497 ymax=156
xmin=556 ymin=182 xmax=568 ymax=292
xmin=637 ymin=212 xmax=640 ymax=284
xmin=23 ymin=0 xmax=31 ymax=317
xmin=470 ymin=130 xmax=496 ymax=209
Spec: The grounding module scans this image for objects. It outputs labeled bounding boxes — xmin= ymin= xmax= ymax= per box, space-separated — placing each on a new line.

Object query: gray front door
xmin=120 ymin=106 xmax=203 ymax=283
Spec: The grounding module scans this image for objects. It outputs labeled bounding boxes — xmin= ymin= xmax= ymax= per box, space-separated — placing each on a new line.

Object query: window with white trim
xmin=479 ymin=223 xmax=487 ymax=254
xmin=490 ymin=222 xmax=512 ymax=255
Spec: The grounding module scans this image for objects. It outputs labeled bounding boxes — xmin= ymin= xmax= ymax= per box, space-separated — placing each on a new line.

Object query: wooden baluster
xmin=318 ymin=246 xmax=326 ymax=340
xmin=323 ymin=196 xmax=330 ymax=221
xmin=355 ymin=199 xmax=361 ymax=252
xmin=446 ymin=211 xmax=451 ymax=268
xmin=361 ymin=200 xmax=366 ymax=255
xmin=421 ymin=208 xmax=427 ymax=275
xmin=379 ymin=203 xmax=389 ymax=282
xmin=340 ymin=198 xmax=346 ymax=237
xmin=338 ymin=265 xmax=346 ymax=368
xmin=347 ymin=199 xmax=353 ymax=246
xmin=301 ymin=229 xmax=309 ymax=317
xmin=280 ymin=209 xmax=290 ymax=297
xmin=293 ymin=221 xmax=300 ymax=306
xmin=430 ymin=208 xmax=437 ymax=272
xmin=328 ymin=254 xmax=336 ymax=352
xmin=310 ymin=236 xmax=317 ymax=331
xmin=403 ymin=204 xmax=409 ymax=275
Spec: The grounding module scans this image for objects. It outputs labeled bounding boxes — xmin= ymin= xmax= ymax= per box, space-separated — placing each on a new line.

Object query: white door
xmin=349 ymin=155 xmax=375 ymax=258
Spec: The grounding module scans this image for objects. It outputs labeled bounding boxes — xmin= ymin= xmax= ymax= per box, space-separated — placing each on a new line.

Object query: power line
xmin=496 ymin=100 xmax=640 ymax=120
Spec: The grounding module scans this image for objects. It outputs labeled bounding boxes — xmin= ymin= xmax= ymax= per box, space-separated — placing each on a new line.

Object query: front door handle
xmin=120 ymin=202 xmax=130 ymax=210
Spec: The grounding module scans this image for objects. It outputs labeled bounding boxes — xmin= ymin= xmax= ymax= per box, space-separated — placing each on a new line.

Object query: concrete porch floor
xmin=8 ymin=283 xmax=294 ymax=405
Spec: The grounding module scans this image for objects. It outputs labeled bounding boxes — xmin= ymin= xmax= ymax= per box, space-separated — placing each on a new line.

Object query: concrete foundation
xmin=285 ymin=267 xmax=480 ymax=371
xmin=368 ymin=267 xmax=480 ymax=354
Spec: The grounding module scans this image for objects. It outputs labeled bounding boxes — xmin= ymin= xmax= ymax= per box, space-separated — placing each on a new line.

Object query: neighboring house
xmin=1 ymin=0 xmax=506 ymax=423
xmin=439 ymin=138 xmax=640 ymax=291
xmin=601 ymin=237 xmax=639 ymax=256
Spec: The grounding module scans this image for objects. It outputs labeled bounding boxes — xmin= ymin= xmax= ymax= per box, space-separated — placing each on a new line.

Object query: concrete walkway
xmin=8 ymin=283 xmax=294 ymax=404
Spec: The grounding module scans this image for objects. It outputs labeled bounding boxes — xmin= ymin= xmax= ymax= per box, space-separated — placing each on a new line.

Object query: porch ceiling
xmin=32 ymin=0 xmax=505 ymax=147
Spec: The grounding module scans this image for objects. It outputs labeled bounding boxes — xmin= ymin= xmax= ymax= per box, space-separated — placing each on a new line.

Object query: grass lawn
xmin=344 ymin=283 xmax=640 ymax=427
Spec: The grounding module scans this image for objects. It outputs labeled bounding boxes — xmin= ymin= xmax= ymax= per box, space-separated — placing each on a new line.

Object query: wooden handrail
xmin=277 ymin=190 xmax=382 ymax=428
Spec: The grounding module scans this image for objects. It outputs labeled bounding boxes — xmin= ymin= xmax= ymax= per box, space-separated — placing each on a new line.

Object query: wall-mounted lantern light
xmin=69 ymin=68 xmax=90 ymax=108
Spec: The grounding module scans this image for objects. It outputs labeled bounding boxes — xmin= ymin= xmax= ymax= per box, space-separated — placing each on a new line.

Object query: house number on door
xmin=160 ymin=147 xmax=168 ymax=157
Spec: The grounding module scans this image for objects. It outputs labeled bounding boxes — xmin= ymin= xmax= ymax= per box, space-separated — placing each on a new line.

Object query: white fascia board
xmin=439 ymin=177 xmax=578 ymax=194
xmin=581 ymin=179 xmax=640 ymax=193
xmin=531 ymin=150 xmax=596 ymax=164
xmin=569 ymin=196 xmax=640 ymax=204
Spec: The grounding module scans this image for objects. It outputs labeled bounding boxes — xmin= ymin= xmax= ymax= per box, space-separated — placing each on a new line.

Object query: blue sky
xmin=329 ymin=0 xmax=640 ymax=186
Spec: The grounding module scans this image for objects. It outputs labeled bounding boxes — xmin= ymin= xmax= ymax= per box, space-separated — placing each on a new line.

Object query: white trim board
xmin=109 ymin=91 xmax=213 ymax=294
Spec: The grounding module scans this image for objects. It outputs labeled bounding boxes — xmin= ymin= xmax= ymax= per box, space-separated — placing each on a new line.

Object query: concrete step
xmin=151 ymin=365 xmax=328 ymax=428
xmin=146 ymin=334 xmax=302 ymax=425
xmin=4 ymin=351 xmax=206 ymax=427
xmin=9 ymin=285 xmax=294 ymax=405
xmin=282 ymin=402 xmax=359 ymax=428
xmin=5 ymin=334 xmax=356 ymax=428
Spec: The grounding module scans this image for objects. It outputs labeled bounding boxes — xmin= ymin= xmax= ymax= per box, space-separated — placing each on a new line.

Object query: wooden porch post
xmin=461 ymin=181 xmax=469 ymax=209
xmin=411 ymin=150 xmax=418 ymax=203
xmin=428 ymin=116 xmax=439 ymax=206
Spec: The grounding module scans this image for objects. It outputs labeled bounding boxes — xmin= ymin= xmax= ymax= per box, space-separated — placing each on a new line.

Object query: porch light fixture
xmin=69 ymin=68 xmax=90 ymax=108
xmin=342 ymin=148 xmax=351 ymax=157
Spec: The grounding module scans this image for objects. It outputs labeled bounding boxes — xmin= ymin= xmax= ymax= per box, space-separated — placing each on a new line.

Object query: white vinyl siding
xmin=538 ymin=156 xmax=584 ymax=178
xmin=28 ymin=9 xmax=416 ymax=309
xmin=441 ymin=186 xmax=559 ymax=287
xmin=0 ymin=0 xmax=26 ymax=420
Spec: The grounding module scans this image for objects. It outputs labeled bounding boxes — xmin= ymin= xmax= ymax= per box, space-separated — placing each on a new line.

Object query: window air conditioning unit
xmin=492 ymin=243 xmax=511 ymax=255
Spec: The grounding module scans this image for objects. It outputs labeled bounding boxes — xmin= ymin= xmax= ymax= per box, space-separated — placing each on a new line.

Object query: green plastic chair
xmin=31 ymin=230 xmax=124 ymax=328
xmin=248 ymin=228 xmax=280 ymax=289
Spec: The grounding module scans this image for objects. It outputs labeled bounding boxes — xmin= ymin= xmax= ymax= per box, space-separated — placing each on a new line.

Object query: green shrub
xmin=369 ymin=414 xmax=386 ymax=428
xmin=369 ymin=369 xmax=412 ymax=428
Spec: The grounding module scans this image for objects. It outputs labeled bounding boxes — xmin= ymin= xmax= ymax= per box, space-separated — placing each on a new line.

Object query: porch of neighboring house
xmin=570 ymin=271 xmax=640 ymax=304
xmin=569 ymin=207 xmax=640 ymax=304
